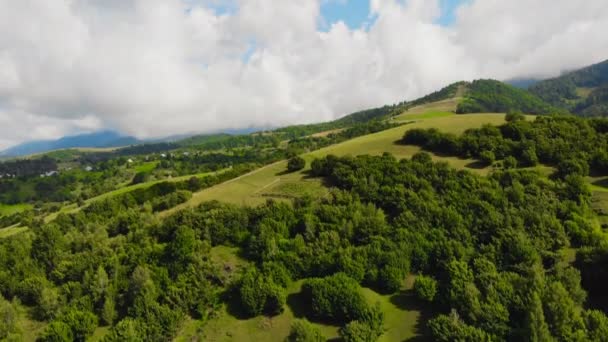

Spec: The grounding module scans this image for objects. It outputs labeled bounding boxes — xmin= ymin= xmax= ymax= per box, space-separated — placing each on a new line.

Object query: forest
xmin=2 ymin=146 xmax=608 ymax=341
xmin=401 ymin=114 xmax=608 ymax=177
xmin=456 ymin=80 xmax=565 ymax=115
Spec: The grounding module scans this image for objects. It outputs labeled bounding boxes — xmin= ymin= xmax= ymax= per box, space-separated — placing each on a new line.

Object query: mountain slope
xmin=529 ymin=59 xmax=608 ymax=116
xmin=0 ymin=131 xmax=139 ymax=157
xmin=456 ymin=79 xmax=566 ymax=114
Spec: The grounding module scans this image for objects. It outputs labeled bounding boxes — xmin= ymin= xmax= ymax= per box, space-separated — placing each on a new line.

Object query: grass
xmin=0 ymin=203 xmax=32 ymax=216
xmin=134 ymin=161 xmax=159 ymax=173
xmin=397 ymin=111 xmax=454 ymax=120
xmin=165 ymin=114 xmax=506 ymax=212
xmin=0 ymin=225 xmax=29 ymax=239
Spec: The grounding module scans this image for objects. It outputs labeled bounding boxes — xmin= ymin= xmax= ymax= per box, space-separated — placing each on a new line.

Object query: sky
xmin=0 ymin=0 xmax=607 ymax=149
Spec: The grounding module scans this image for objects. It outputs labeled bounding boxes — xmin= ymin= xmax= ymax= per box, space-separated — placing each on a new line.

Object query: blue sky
xmin=320 ymin=0 xmax=467 ymax=30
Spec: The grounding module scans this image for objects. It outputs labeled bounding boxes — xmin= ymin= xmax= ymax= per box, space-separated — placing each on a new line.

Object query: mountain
xmin=456 ymin=79 xmax=566 ymax=114
xmin=506 ymin=78 xmax=541 ymax=89
xmin=529 ymin=59 xmax=608 ymax=116
xmin=0 ymin=131 xmax=140 ymax=157
xmin=407 ymin=79 xmax=564 ymax=115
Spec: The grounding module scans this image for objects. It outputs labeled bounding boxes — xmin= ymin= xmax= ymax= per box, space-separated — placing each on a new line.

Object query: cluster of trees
xmin=0 ymin=157 xmax=57 ymax=178
xmin=310 ymin=153 xmax=608 ymax=340
xmin=402 ymin=115 xmax=608 ymax=176
xmin=456 ymin=80 xmax=565 ymax=115
xmin=2 ymin=150 xmax=608 ymax=340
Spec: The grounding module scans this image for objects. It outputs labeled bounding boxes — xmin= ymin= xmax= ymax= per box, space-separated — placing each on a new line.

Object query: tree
xmin=102 ymin=318 xmax=143 ymax=342
xmin=414 ymin=275 xmax=438 ymax=302
xmin=239 ymin=268 xmax=285 ymax=317
xmin=287 ymin=156 xmax=306 ymax=172
xmin=340 ymin=320 xmax=378 ymax=342
xmin=286 ymin=319 xmax=325 ymax=342
xmin=38 ymin=322 xmax=73 ymax=342
xmin=57 ymin=309 xmax=98 ymax=342
xmin=479 ymin=151 xmax=496 ymax=166
xmin=0 ymin=297 xmax=19 ymax=340
xmin=503 ymin=156 xmax=518 ymax=169
xmin=506 ymin=110 xmax=526 ymax=122
xmin=428 ymin=310 xmax=492 ymax=342
xmin=525 ymin=292 xmax=553 ymax=342
xmin=302 ymin=273 xmax=369 ymax=324
xmin=131 ymin=172 xmax=150 ymax=185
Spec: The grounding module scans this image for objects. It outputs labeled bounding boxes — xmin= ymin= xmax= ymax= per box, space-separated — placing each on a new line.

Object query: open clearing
xmin=0 ymin=203 xmax=32 ymax=216
xmin=166 ymin=113 xmax=506 ymax=210
xmin=185 ymin=275 xmax=426 ymax=342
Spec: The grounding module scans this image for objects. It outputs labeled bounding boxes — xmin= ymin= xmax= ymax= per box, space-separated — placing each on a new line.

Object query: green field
xmin=0 ymin=203 xmax=32 ymax=216
xmin=0 ymin=224 xmax=29 ymax=239
xmin=134 ymin=161 xmax=159 ymax=173
xmin=165 ymin=113 xmax=506 ymax=211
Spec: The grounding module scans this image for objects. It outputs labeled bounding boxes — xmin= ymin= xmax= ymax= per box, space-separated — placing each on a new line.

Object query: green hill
xmin=529 ymin=59 xmax=608 ymax=116
xmin=456 ymin=79 xmax=565 ymax=114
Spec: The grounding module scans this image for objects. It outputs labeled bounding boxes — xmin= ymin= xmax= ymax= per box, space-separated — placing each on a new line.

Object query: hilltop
xmin=530 ymin=59 xmax=608 ymax=116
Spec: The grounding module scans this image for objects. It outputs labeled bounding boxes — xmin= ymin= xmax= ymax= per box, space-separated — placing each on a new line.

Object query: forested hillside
xmin=530 ymin=59 xmax=608 ymax=116
xmin=456 ymin=80 xmax=565 ymax=115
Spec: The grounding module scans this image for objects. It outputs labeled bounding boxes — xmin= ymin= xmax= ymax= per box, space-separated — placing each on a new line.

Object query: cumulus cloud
xmin=0 ymin=0 xmax=607 ymax=148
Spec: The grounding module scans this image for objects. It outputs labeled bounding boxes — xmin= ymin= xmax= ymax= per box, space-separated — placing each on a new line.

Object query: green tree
xmin=302 ymin=273 xmax=369 ymax=324
xmin=286 ymin=319 xmax=325 ymax=342
xmin=0 ymin=297 xmax=19 ymax=340
xmin=414 ymin=275 xmax=438 ymax=302
xmin=479 ymin=150 xmax=495 ymax=166
xmin=38 ymin=322 xmax=73 ymax=342
xmin=102 ymin=318 xmax=143 ymax=342
xmin=526 ymin=292 xmax=554 ymax=342
xmin=287 ymin=156 xmax=306 ymax=172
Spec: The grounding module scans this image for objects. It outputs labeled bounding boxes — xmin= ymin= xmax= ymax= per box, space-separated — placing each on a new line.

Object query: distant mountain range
xmin=0 ymin=131 xmax=140 ymax=157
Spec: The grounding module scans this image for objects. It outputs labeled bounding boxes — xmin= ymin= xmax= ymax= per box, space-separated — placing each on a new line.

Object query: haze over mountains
xmin=0 ymin=131 xmax=139 ymax=157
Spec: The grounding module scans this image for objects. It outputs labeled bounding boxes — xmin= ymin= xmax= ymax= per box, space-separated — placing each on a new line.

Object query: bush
xmin=503 ymin=156 xmax=518 ymax=169
xmin=101 ymin=318 xmax=143 ymax=342
xmin=57 ymin=309 xmax=98 ymax=342
xmin=479 ymin=151 xmax=495 ymax=166
xmin=302 ymin=273 xmax=369 ymax=324
xmin=286 ymin=319 xmax=325 ymax=342
xmin=339 ymin=304 xmax=384 ymax=342
xmin=505 ymin=110 xmax=526 ymax=122
xmin=287 ymin=156 xmax=306 ymax=172
xmin=239 ymin=268 xmax=285 ymax=317
xmin=414 ymin=275 xmax=438 ymax=302
xmin=38 ymin=321 xmax=73 ymax=342
xmin=131 ymin=172 xmax=150 ymax=185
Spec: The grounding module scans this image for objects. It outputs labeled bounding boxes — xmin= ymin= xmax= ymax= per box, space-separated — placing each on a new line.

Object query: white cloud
xmin=0 ymin=0 xmax=607 ymax=148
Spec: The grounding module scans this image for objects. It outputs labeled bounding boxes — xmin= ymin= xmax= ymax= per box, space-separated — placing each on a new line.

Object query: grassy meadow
xmin=165 ymin=113 xmax=507 ymax=212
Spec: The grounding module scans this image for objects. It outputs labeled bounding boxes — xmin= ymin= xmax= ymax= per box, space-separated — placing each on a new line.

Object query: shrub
xmin=287 ymin=319 xmax=325 ymax=342
xmin=287 ymin=156 xmax=306 ymax=172
xmin=479 ymin=151 xmax=495 ymax=166
xmin=414 ymin=275 xmax=438 ymax=302
xmin=503 ymin=156 xmax=518 ymax=169
xmin=302 ymin=273 xmax=369 ymax=324
xmin=101 ymin=318 xmax=143 ymax=342
xmin=239 ymin=268 xmax=285 ymax=317
xmin=38 ymin=321 xmax=73 ymax=342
